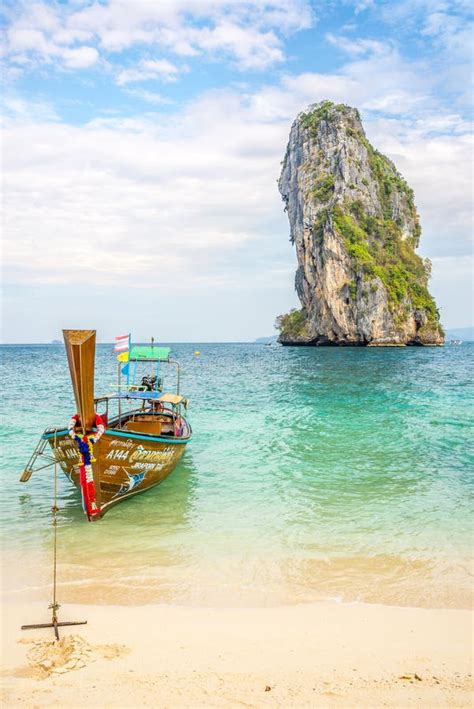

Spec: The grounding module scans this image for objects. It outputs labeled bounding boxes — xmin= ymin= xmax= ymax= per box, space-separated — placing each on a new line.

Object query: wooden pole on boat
xmin=62 ymin=329 xmax=101 ymax=512
xmin=21 ymin=431 xmax=87 ymax=640
xmin=62 ymin=330 xmax=96 ymax=433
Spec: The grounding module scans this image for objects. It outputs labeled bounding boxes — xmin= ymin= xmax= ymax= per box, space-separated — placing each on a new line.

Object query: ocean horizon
xmin=1 ymin=338 xmax=473 ymax=346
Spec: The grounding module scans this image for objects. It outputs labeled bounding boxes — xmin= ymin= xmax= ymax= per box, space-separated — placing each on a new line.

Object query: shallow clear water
xmin=1 ymin=343 xmax=473 ymax=608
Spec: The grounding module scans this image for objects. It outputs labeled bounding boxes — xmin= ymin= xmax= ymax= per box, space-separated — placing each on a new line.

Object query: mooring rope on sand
xmin=21 ymin=430 xmax=87 ymax=640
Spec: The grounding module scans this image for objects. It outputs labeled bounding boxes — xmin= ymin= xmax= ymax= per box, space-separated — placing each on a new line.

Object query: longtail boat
xmin=20 ymin=330 xmax=192 ymax=520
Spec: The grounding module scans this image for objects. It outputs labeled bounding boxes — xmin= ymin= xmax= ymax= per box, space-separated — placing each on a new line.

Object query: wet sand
xmin=1 ymin=600 xmax=472 ymax=707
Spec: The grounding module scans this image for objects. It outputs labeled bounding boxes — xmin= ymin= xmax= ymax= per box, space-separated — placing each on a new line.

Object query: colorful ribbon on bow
xmin=68 ymin=413 xmax=105 ymax=521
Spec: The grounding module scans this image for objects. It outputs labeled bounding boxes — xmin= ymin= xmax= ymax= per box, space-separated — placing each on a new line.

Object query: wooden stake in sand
xmin=21 ymin=432 xmax=87 ymax=641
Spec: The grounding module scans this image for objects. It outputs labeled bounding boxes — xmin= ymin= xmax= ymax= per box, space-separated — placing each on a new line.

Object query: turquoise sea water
xmin=1 ymin=343 xmax=473 ymax=608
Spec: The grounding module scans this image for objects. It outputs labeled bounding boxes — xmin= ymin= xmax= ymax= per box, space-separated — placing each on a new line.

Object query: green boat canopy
xmin=129 ymin=346 xmax=171 ymax=361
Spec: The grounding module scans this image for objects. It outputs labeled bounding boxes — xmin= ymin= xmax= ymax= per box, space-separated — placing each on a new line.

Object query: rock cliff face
xmin=277 ymin=101 xmax=444 ymax=346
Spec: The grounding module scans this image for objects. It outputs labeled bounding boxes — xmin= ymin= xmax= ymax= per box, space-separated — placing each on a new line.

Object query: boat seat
xmin=123 ymin=420 xmax=162 ymax=435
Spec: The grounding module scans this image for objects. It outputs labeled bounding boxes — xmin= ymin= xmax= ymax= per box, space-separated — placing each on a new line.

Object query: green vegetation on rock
xmin=332 ymin=203 xmax=440 ymax=326
xmin=311 ymin=173 xmax=335 ymax=202
xmin=300 ymin=101 xmax=335 ymax=129
xmin=313 ymin=208 xmax=330 ymax=244
xmin=348 ymin=281 xmax=357 ymax=300
xmin=360 ymin=140 xmax=416 ymax=221
xmin=275 ymin=308 xmax=308 ymax=340
xmin=300 ymin=101 xmax=356 ymax=133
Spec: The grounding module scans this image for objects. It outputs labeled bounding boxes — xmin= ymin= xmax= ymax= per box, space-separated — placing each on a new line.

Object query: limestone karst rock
xmin=277 ymin=101 xmax=444 ymax=346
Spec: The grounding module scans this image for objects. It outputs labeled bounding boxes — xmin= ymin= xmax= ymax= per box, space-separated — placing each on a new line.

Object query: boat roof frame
xmin=127 ymin=355 xmax=171 ymax=363
xmin=127 ymin=345 xmax=171 ymax=362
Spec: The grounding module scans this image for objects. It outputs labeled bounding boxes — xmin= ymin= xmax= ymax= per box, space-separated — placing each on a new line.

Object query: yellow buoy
xmin=194 ymin=351 xmax=201 ymax=356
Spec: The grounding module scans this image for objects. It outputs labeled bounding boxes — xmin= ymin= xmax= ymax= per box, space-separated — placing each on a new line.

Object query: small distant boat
xmin=449 ymin=339 xmax=463 ymax=345
xmin=20 ymin=330 xmax=192 ymax=520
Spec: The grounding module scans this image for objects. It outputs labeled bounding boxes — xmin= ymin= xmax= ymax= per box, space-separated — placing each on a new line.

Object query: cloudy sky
xmin=1 ymin=0 xmax=472 ymax=343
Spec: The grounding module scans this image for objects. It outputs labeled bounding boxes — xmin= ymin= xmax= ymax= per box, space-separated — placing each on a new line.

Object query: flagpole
xmin=126 ymin=333 xmax=131 ymax=388
xmin=114 ymin=334 xmax=131 ymax=428
xmin=118 ymin=360 xmax=122 ymax=427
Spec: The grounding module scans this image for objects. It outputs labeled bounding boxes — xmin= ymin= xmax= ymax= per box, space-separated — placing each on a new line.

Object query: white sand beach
xmin=1 ymin=600 xmax=472 ymax=707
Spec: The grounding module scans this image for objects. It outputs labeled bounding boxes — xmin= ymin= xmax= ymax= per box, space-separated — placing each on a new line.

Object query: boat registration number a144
xmin=104 ymin=441 xmax=177 ymax=463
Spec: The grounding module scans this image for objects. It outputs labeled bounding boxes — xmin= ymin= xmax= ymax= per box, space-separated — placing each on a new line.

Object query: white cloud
xmin=269 ymin=39 xmax=448 ymax=121
xmin=325 ymin=33 xmax=386 ymax=56
xmin=3 ymin=0 xmax=314 ymax=76
xmin=193 ymin=20 xmax=284 ymax=70
xmin=7 ymin=27 xmax=53 ymax=54
xmin=379 ymin=0 xmax=473 ymax=103
xmin=4 ymin=24 xmax=99 ymax=69
xmin=62 ymin=45 xmax=98 ymax=69
xmin=116 ymin=59 xmax=181 ymax=85
xmin=354 ymin=0 xmax=375 ymax=13
xmin=2 ymin=94 xmax=59 ymax=121
xmin=430 ymin=254 xmax=474 ymax=327
xmin=1 ymin=93 xmax=289 ymax=291
xmin=124 ymin=88 xmax=173 ymax=106
xmin=3 ymin=62 xmax=471 ymax=294
xmin=363 ymin=122 xmax=473 ymax=258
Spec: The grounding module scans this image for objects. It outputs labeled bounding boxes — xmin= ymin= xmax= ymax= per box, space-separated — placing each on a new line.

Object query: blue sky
xmin=1 ymin=0 xmax=472 ymax=342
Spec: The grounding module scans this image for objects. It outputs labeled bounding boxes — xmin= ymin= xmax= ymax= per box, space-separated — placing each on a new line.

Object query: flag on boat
xmin=114 ymin=334 xmax=130 ymax=353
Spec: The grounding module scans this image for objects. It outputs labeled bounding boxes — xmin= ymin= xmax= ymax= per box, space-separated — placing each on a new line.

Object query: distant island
xmin=445 ymin=327 xmax=474 ymax=342
xmin=276 ymin=101 xmax=444 ymax=347
xmin=254 ymin=336 xmax=278 ymax=344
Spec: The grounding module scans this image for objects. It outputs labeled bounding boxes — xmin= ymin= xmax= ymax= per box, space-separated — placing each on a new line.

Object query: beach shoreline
xmin=1 ymin=599 xmax=472 ymax=707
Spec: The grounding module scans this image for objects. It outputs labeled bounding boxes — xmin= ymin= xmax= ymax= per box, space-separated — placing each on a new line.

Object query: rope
xmin=21 ymin=430 xmax=87 ymax=640
xmin=49 ymin=430 xmax=60 ymax=628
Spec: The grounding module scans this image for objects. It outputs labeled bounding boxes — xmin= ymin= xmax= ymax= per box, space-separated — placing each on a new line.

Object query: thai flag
xmin=114 ymin=334 xmax=130 ymax=353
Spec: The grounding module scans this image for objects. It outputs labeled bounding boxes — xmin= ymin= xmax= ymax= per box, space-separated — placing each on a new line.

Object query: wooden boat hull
xmin=44 ymin=427 xmax=188 ymax=515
